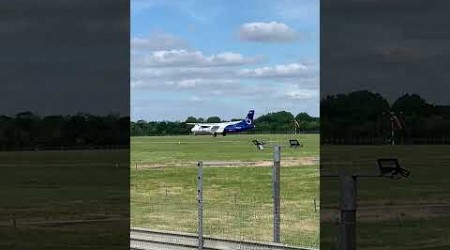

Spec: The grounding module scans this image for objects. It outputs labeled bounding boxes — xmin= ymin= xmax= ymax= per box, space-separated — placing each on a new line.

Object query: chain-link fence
xmin=131 ymin=149 xmax=319 ymax=249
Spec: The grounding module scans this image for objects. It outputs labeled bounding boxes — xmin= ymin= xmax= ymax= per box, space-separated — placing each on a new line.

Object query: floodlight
xmin=376 ymin=158 xmax=410 ymax=179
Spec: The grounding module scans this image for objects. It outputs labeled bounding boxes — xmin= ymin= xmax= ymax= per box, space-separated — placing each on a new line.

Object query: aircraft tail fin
xmin=243 ymin=110 xmax=255 ymax=125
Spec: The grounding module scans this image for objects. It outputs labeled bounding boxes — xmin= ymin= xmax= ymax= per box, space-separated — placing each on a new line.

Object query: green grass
xmin=0 ymin=222 xmax=129 ymax=250
xmin=321 ymin=145 xmax=450 ymax=205
xmin=0 ymin=150 xmax=129 ymax=249
xmin=320 ymin=145 xmax=450 ymax=249
xmin=131 ymin=165 xmax=319 ymax=247
xmin=131 ymin=133 xmax=319 ymax=163
xmin=131 ymin=134 xmax=320 ymax=247
xmin=321 ymin=218 xmax=450 ymax=250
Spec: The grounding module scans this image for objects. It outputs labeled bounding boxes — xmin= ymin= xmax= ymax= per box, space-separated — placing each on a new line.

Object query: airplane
xmin=188 ymin=110 xmax=255 ymax=137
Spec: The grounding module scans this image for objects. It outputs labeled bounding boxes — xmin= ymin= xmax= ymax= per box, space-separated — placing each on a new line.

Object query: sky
xmin=321 ymin=0 xmax=450 ymax=106
xmin=0 ymin=0 xmax=129 ymax=116
xmin=131 ymin=0 xmax=319 ymax=121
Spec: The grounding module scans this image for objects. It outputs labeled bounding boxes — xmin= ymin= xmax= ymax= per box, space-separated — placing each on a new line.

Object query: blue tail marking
xmin=244 ymin=110 xmax=255 ymax=125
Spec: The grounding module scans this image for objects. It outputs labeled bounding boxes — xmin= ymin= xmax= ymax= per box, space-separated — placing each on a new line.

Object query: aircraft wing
xmin=186 ymin=122 xmax=221 ymax=126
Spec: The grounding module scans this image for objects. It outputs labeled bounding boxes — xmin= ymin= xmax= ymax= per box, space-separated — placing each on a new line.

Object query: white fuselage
xmin=190 ymin=121 xmax=239 ymax=135
xmin=188 ymin=110 xmax=255 ymax=137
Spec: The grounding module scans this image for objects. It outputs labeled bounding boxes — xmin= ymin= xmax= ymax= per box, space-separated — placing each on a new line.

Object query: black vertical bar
xmin=340 ymin=175 xmax=357 ymax=250
xmin=197 ymin=161 xmax=204 ymax=250
xmin=273 ymin=145 xmax=281 ymax=242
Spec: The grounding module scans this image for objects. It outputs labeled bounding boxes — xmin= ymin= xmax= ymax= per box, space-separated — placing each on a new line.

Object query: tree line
xmin=321 ymin=90 xmax=450 ymax=144
xmin=7 ymin=90 xmax=443 ymax=148
xmin=131 ymin=111 xmax=320 ymax=136
xmin=0 ymin=112 xmax=129 ymax=151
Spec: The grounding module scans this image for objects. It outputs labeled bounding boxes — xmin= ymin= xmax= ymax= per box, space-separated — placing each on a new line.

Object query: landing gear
xmin=213 ymin=133 xmax=217 ymax=137
xmin=222 ymin=132 xmax=226 ymax=136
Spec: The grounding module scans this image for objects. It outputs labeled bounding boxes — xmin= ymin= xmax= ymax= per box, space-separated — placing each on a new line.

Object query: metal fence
xmin=131 ymin=146 xmax=319 ymax=249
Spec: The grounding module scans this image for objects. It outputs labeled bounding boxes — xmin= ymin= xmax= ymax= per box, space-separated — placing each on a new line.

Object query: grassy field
xmin=0 ymin=150 xmax=129 ymax=249
xmin=131 ymin=133 xmax=320 ymax=247
xmin=321 ymin=145 xmax=450 ymax=204
xmin=131 ymin=133 xmax=319 ymax=163
xmin=320 ymin=145 xmax=450 ymax=249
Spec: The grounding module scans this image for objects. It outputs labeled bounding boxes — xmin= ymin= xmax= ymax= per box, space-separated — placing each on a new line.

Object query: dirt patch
xmin=133 ymin=157 xmax=319 ymax=169
xmin=253 ymin=157 xmax=319 ymax=167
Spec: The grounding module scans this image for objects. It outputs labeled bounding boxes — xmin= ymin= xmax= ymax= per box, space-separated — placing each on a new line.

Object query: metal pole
xmin=391 ymin=117 xmax=395 ymax=146
xmin=272 ymin=145 xmax=281 ymax=243
xmin=340 ymin=175 xmax=357 ymax=250
xmin=197 ymin=161 xmax=204 ymax=250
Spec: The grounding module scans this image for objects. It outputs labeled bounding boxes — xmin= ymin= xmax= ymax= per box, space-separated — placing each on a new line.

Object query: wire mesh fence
xmin=131 ymin=165 xmax=197 ymax=250
xmin=131 ymin=159 xmax=319 ymax=249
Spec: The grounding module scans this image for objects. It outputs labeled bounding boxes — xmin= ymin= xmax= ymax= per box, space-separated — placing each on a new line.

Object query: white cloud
xmin=130 ymin=2 xmax=319 ymax=121
xmin=131 ymin=67 xmax=236 ymax=82
xmin=132 ymin=77 xmax=239 ymax=91
xmin=131 ymin=74 xmax=278 ymax=98
xmin=240 ymin=63 xmax=308 ymax=78
xmin=139 ymin=49 xmax=261 ymax=67
xmin=131 ymin=32 xmax=187 ymax=51
xmin=239 ymin=22 xmax=298 ymax=42
xmin=285 ymin=90 xmax=316 ymax=100
xmin=167 ymin=78 xmax=237 ymax=89
xmin=283 ymin=85 xmax=318 ymax=100
xmin=189 ymin=96 xmax=202 ymax=103
xmin=175 ymin=79 xmax=198 ymax=88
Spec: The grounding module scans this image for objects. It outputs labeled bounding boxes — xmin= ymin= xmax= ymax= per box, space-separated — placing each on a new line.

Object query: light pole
xmin=383 ymin=111 xmax=403 ymax=145
xmin=390 ymin=112 xmax=395 ymax=145
xmin=293 ymin=119 xmax=300 ymax=134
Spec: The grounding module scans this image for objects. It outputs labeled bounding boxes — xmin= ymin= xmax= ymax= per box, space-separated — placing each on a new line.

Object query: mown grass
xmin=131 ymin=133 xmax=319 ymax=163
xmin=321 ymin=145 xmax=450 ymax=204
xmin=0 ymin=150 xmax=129 ymax=249
xmin=0 ymin=221 xmax=129 ymax=250
xmin=131 ymin=165 xmax=319 ymax=247
xmin=321 ymin=218 xmax=450 ymax=250
xmin=131 ymin=133 xmax=320 ymax=247
xmin=320 ymin=145 xmax=450 ymax=249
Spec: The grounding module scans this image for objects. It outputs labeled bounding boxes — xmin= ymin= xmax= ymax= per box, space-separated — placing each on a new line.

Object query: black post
xmin=340 ymin=175 xmax=357 ymax=250
xmin=197 ymin=161 xmax=204 ymax=250
xmin=273 ymin=145 xmax=281 ymax=243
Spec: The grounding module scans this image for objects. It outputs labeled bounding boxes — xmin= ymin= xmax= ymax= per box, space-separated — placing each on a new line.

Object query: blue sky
xmin=131 ymin=0 xmax=319 ymax=121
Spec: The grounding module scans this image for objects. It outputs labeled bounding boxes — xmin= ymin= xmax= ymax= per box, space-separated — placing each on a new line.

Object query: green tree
xmin=206 ymin=116 xmax=221 ymax=123
xmin=321 ymin=90 xmax=390 ymax=142
xmin=185 ymin=116 xmax=197 ymax=123
xmin=295 ymin=112 xmax=314 ymax=122
xmin=254 ymin=111 xmax=295 ymax=133
xmin=392 ymin=94 xmax=433 ymax=117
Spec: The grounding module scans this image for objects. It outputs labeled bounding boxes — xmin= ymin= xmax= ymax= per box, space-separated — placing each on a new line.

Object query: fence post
xmin=340 ymin=175 xmax=357 ymax=250
xmin=314 ymin=198 xmax=317 ymax=213
xmin=197 ymin=161 xmax=204 ymax=250
xmin=12 ymin=213 xmax=16 ymax=228
xmin=272 ymin=145 xmax=281 ymax=243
